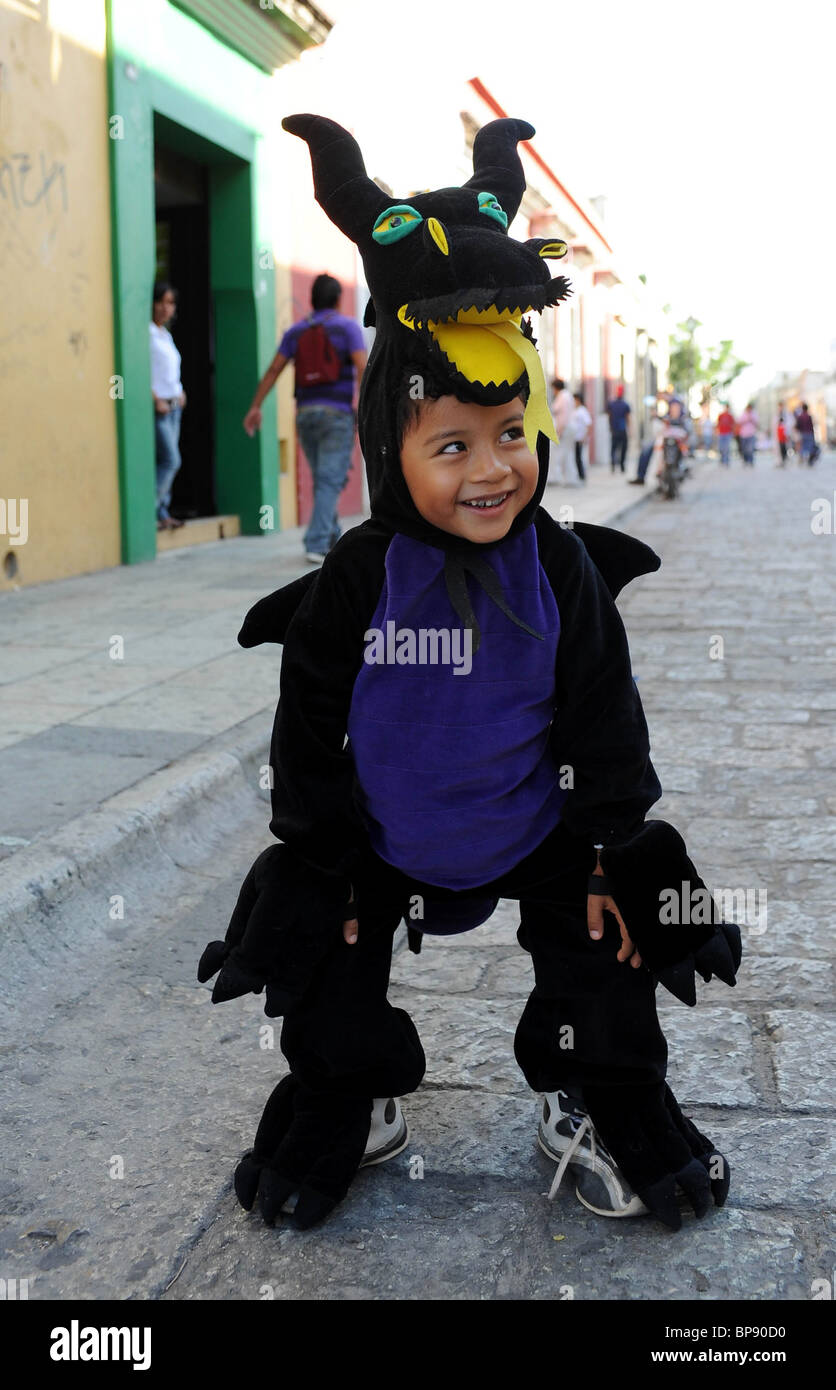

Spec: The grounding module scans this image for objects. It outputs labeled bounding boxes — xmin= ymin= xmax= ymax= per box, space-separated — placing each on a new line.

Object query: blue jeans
xmin=740 ymin=435 xmax=756 ymax=466
xmin=296 ymin=405 xmax=356 ymax=554
xmin=155 ymin=404 xmax=182 ymax=520
xmin=637 ymin=441 xmax=654 ymax=481
xmin=718 ymin=433 xmax=732 ymax=465
xmin=610 ymin=430 xmax=628 ymax=472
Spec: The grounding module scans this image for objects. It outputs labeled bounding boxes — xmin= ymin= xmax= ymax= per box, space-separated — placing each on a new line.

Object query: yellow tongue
xmin=430 ymin=319 xmax=523 ymax=384
xmin=481 ymin=321 xmax=558 ymax=452
xmin=404 ymin=305 xmax=558 ymax=455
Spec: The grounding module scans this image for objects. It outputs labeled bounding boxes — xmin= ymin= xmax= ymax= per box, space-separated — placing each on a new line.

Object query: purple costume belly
xmin=346 ymin=526 xmax=566 ymax=894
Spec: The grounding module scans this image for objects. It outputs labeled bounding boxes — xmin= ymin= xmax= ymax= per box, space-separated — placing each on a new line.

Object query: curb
xmin=596 ymin=484 xmax=654 ymax=528
xmin=0 ymin=711 xmax=271 ymax=941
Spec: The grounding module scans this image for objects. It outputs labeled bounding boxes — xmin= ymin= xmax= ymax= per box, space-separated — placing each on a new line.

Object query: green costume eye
xmin=477 ymin=191 xmax=508 ymax=229
xmin=372 ymin=205 xmax=423 ymax=244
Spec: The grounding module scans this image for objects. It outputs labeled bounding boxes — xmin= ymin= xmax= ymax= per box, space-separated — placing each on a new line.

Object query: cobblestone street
xmin=1 ymin=456 xmax=833 ymax=1301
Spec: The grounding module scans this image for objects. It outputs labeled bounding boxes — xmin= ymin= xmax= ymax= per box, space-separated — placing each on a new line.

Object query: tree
xmin=702 ymin=339 xmax=750 ymax=402
xmin=668 ymin=318 xmax=750 ymax=404
xmin=668 ymin=317 xmax=702 ymax=395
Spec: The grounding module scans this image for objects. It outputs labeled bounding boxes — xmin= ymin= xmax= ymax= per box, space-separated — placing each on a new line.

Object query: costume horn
xmin=463 ymin=117 xmax=534 ymax=225
xmin=282 ymin=113 xmax=390 ymax=244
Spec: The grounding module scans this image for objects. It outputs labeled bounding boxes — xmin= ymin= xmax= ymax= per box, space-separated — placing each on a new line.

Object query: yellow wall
xmin=0 ymin=0 xmax=119 ymax=589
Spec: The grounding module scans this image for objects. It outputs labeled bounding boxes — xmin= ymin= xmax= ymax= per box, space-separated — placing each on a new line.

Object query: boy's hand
xmin=588 ymin=864 xmax=642 ymax=968
xmin=343 ymin=885 xmax=358 ymax=944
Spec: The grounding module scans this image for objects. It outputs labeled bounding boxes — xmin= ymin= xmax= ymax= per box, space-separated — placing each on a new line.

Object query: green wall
xmin=106 ymin=0 xmax=278 ymax=563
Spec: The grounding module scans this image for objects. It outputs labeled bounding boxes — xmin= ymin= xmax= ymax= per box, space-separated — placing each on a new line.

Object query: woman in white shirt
xmin=571 ymin=391 xmax=592 ymax=484
xmin=150 ymin=282 xmax=187 ymax=530
xmin=549 ymin=376 xmax=576 ymax=484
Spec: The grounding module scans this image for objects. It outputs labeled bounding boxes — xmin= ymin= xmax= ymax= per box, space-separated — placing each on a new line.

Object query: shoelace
xmin=548 ymin=1115 xmax=596 ymax=1202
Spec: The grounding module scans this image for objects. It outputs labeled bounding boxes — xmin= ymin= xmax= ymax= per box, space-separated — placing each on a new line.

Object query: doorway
xmin=154 ymin=140 xmax=216 ymax=520
xmin=108 ymin=65 xmax=279 ymax=567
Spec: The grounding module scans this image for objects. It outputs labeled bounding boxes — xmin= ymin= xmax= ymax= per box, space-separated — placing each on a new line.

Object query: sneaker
xmin=359 ymin=1096 xmax=408 ymax=1167
xmin=305 ymin=551 xmax=327 ymax=565
xmin=538 ymin=1089 xmax=649 ymax=1217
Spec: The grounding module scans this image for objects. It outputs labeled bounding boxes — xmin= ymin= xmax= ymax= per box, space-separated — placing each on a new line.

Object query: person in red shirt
xmin=775 ymin=401 xmax=789 ymax=467
xmin=715 ymin=405 xmax=736 ymax=467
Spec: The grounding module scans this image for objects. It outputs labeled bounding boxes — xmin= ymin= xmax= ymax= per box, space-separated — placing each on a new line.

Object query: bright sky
xmin=294 ymin=0 xmax=836 ymax=404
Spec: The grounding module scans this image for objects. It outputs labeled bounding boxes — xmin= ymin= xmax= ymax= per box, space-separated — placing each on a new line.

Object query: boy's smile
xmin=399 ymin=394 xmax=539 ymax=542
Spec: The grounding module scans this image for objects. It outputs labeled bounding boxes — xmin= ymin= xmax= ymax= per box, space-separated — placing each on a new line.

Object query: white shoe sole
xmin=574 ymin=1186 xmax=649 ymax=1218
xmin=360 ymin=1119 xmax=409 ymax=1168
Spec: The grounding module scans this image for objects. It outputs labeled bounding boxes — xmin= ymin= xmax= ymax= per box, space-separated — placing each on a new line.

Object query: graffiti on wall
xmin=0 ymin=151 xmax=68 ymax=214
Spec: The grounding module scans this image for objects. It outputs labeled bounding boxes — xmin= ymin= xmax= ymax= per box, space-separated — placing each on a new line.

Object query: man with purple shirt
xmin=244 ymin=274 xmax=367 ymax=562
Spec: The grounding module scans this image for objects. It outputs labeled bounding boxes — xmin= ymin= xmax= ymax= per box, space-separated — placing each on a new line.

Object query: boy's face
xmin=399 ymin=395 xmax=539 ymax=543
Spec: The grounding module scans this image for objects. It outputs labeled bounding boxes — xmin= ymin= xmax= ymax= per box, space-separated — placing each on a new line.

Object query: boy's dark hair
xmin=152 ymin=281 xmax=177 ymax=308
xmin=396 ymin=364 xmax=530 ymax=447
xmin=551 ymin=377 xmax=565 ymax=391
xmin=311 ymin=274 xmax=342 ymax=310
xmin=573 ymin=391 xmax=584 ymax=404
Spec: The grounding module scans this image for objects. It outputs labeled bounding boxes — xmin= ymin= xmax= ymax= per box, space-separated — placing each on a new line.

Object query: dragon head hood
xmin=282 ymin=113 xmax=572 ymax=555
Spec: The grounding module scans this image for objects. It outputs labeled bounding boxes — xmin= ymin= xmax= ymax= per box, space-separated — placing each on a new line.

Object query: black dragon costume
xmin=198 ymin=114 xmax=741 ymax=1233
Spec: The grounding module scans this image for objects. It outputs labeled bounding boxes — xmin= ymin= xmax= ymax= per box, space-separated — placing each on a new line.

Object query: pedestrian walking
xmin=794 ymin=401 xmax=818 ymax=465
xmin=716 ymin=403 xmax=736 ymax=466
xmin=150 ymin=282 xmax=187 ymax=531
xmin=244 ymin=274 xmax=367 ymax=563
xmin=549 ymin=377 xmax=576 ymax=484
xmin=737 ymin=403 xmax=758 ymax=467
xmin=571 ymin=391 xmax=592 ymax=483
xmin=606 ymin=384 xmax=631 ymax=473
xmin=775 ymin=401 xmax=790 ymax=467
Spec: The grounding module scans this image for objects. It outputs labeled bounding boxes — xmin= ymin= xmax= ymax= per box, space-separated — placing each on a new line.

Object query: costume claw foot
xmin=582 ymin=1081 xmax=730 ymax=1232
xmin=233 ymin=1076 xmax=373 ymax=1230
xmin=256 ymin=1168 xmax=299 ymax=1226
xmin=233 ymin=1152 xmax=262 ymax=1211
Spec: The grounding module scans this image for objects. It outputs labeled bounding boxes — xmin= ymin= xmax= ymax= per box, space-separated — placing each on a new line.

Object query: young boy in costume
xmin=199 ymin=114 xmax=741 ymax=1234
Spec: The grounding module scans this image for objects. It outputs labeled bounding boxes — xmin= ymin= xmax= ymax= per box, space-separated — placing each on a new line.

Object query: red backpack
xmin=294 ymin=316 xmax=342 ymax=389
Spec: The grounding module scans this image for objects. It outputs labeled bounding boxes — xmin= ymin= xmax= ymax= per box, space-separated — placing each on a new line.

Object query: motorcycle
xmin=657 ymin=430 xmax=689 ymax=500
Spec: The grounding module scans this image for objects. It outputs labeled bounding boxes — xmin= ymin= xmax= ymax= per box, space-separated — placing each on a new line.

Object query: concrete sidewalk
xmin=0 ymin=457 xmax=652 ymax=924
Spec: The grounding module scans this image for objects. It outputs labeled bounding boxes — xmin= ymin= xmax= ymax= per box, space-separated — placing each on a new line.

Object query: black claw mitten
xmin=600 ymin=819 xmax=743 ymax=1006
xmin=582 ymin=1080 xmax=730 ymax=1231
xmin=250 ymin=1086 xmax=372 ymax=1230
xmin=197 ymin=844 xmax=355 ymax=1012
